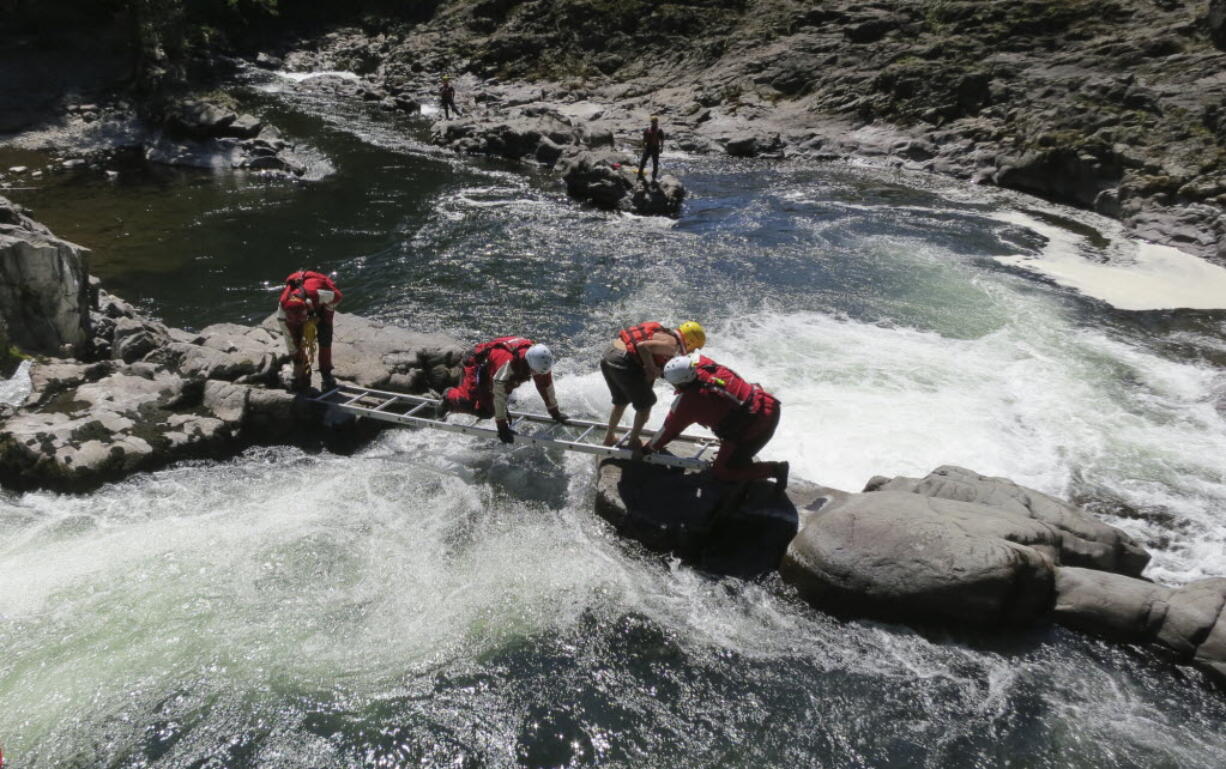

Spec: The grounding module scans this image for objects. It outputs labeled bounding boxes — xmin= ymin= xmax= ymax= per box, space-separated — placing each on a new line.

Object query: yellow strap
xmin=303 ymin=318 xmax=318 ymax=375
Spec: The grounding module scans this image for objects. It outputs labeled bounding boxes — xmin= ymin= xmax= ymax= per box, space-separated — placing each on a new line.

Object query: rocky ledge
xmin=598 ymin=460 xmax=1226 ymax=688
xmin=3 ymin=95 xmax=316 ymax=180
xmin=271 ymin=0 xmax=1226 ymax=260
xmin=0 ymin=298 xmax=464 ymax=492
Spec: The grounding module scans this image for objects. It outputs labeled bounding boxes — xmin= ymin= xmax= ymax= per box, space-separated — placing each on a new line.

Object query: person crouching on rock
xmin=276 ymin=269 xmax=342 ymax=393
xmin=439 ymin=74 xmax=461 ymax=119
xmin=636 ymin=115 xmax=665 ymax=185
xmin=442 ymin=337 xmax=567 ymax=443
xmin=601 ymin=320 xmax=705 ymax=455
xmin=645 ymin=354 xmax=788 ymax=493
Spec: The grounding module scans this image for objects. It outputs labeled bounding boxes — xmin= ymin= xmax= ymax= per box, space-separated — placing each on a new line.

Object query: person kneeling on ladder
xmin=645 ymin=354 xmax=789 ymax=493
xmin=442 ymin=337 xmax=568 ymax=443
xmin=276 ymin=269 xmax=342 ymax=393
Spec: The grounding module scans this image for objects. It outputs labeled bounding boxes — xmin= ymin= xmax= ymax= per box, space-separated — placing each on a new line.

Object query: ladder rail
xmin=315 ymin=385 xmax=715 ymax=470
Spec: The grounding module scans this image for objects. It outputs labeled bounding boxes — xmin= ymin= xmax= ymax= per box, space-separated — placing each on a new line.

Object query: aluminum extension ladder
xmin=314 ymin=383 xmax=717 ymax=470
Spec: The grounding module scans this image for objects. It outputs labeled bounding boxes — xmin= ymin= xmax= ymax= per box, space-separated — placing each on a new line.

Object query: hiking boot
xmin=320 ymin=372 xmax=338 ymax=393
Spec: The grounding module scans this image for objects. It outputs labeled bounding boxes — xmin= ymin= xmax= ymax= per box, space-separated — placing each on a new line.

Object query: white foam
xmin=0 ymin=359 xmax=32 ymax=406
xmin=273 ymin=70 xmax=362 ymax=83
xmin=993 ymin=210 xmax=1226 ymax=311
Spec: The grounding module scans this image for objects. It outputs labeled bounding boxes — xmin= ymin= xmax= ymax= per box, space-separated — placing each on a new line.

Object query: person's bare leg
xmin=626 ymin=407 xmax=651 ymax=458
xmin=603 ymin=403 xmax=628 ymax=445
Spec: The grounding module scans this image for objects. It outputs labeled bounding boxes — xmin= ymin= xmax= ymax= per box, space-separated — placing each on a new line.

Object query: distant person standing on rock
xmin=637 ymin=115 xmax=665 ymax=185
xmin=439 ymin=75 xmax=461 ymax=119
xmin=277 ymin=269 xmax=342 ymax=393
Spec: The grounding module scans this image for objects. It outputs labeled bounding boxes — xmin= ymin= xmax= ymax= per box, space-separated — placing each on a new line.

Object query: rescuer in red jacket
xmin=645 ymin=354 xmax=789 ymax=491
xmin=276 ymin=269 xmax=342 ymax=393
xmin=442 ymin=336 xmax=568 ymax=443
xmin=601 ymin=320 xmax=706 ymax=452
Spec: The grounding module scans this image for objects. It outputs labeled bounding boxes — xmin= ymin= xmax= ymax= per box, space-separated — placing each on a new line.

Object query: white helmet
xmin=525 ymin=343 xmax=554 ymax=374
xmin=662 ymin=354 xmax=697 ymax=386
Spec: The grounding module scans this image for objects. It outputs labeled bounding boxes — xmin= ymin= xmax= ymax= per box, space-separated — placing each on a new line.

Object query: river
xmin=2 ymin=71 xmax=1226 ymax=768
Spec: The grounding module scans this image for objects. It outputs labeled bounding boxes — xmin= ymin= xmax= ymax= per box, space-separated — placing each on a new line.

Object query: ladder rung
xmin=405 ymin=401 xmax=431 ymax=416
xmin=574 ymin=425 xmax=596 ymax=443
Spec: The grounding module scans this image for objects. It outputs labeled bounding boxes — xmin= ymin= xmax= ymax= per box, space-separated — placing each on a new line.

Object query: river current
xmin=2 ymin=73 xmax=1226 ymax=768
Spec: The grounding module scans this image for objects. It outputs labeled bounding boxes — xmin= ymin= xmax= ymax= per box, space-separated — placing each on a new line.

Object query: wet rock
xmin=994 ymin=149 xmax=1124 ymax=209
xmin=534 ymin=137 xmax=564 ymax=167
xmin=1052 ymin=567 xmax=1171 ymax=641
xmin=1054 ymin=568 xmax=1226 ymax=685
xmin=0 ymin=196 xmax=91 ymax=357
xmin=112 ymin=317 xmax=171 ymax=363
xmin=594 ymin=458 xmax=803 ymax=578
xmin=164 ymin=99 xmax=238 ymax=140
xmin=0 ymin=308 xmax=464 ymax=491
xmin=255 ymin=52 xmax=284 ymax=69
xmin=229 ymin=114 xmax=263 ymax=139
xmin=864 ymin=466 xmax=1150 ymax=576
xmin=558 ymin=149 xmax=635 ymax=209
xmin=782 ymin=489 xmax=1059 ymax=626
xmin=630 ymin=175 xmax=685 ymax=216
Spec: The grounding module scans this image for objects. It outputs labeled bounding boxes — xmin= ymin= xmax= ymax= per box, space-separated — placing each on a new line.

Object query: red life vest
xmin=279 ymin=270 xmax=340 ymax=316
xmin=474 ymin=336 xmax=534 ymax=360
xmin=618 ymin=321 xmax=682 ymax=365
xmin=692 ymin=356 xmax=775 ymax=437
xmin=643 ymin=126 xmax=664 ymax=149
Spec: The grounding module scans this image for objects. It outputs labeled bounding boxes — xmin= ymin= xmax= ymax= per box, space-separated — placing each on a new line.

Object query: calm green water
xmin=2 ymin=73 xmax=1226 ymax=768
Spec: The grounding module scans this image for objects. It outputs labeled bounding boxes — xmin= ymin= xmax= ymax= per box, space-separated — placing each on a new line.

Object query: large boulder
xmin=594 ymin=458 xmax=804 ymax=578
xmin=864 ymin=466 xmax=1150 ymax=576
xmin=782 ymin=466 xmax=1151 ymax=627
xmin=557 ymin=149 xmax=687 ymax=214
xmin=781 ymin=490 xmax=1058 ymax=626
xmin=0 ymin=197 xmax=90 ymax=357
xmin=558 ymin=149 xmax=636 ymax=209
xmin=630 ymin=175 xmax=686 ymax=216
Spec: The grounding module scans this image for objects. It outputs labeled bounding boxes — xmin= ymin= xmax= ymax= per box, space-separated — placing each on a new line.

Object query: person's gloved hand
xmin=548 ymin=407 xmax=568 ymax=424
xmin=496 ymin=419 xmax=515 ymax=444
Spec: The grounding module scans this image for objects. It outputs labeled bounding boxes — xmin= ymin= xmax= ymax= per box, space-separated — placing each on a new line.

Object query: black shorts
xmin=600 ymin=347 xmax=657 ymax=411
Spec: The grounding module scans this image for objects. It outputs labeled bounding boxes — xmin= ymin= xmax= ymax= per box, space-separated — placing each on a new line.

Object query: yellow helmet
xmin=678 ymin=321 xmax=705 ymax=351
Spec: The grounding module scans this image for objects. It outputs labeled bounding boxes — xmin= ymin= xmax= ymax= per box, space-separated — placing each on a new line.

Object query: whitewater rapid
xmin=3 ymin=80 xmax=1226 ymax=768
